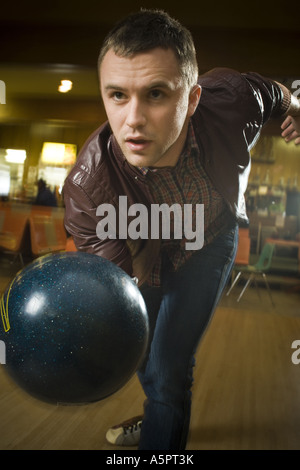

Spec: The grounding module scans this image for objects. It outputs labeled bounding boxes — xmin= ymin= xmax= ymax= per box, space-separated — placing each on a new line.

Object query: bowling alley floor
xmin=1 ymin=253 xmax=300 ymax=451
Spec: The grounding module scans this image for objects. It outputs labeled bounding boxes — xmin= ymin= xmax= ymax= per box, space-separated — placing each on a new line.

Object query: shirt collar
xmin=182 ymin=121 xmax=199 ymax=160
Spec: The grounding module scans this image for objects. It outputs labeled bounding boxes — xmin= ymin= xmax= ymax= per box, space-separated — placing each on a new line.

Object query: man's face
xmin=100 ymin=48 xmax=200 ymax=168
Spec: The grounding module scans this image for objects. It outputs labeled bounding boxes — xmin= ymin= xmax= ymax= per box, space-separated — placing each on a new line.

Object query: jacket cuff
xmin=275 ymin=81 xmax=291 ymax=115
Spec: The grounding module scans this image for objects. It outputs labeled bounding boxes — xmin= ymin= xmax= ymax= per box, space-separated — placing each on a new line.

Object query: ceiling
xmin=0 ymin=1 xmax=299 ymax=101
xmin=1 ymin=0 xmax=299 ymax=30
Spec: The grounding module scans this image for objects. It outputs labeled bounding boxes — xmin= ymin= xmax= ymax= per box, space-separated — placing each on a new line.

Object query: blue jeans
xmin=137 ymin=225 xmax=238 ymax=450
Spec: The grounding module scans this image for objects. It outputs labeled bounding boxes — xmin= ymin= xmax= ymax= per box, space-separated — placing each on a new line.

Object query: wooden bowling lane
xmin=187 ymin=305 xmax=300 ymax=450
xmin=1 ymin=253 xmax=300 ymax=450
xmin=1 ymin=302 xmax=300 ymax=450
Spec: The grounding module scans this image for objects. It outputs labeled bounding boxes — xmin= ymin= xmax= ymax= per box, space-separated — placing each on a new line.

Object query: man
xmin=63 ymin=10 xmax=300 ymax=450
xmin=35 ymin=178 xmax=57 ymax=207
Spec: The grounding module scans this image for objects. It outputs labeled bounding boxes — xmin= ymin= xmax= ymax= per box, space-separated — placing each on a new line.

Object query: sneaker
xmin=106 ymin=415 xmax=143 ymax=446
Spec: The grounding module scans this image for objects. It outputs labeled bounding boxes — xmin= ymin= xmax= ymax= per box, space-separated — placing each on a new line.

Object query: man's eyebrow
xmin=146 ymin=81 xmax=174 ymax=90
xmin=103 ymin=81 xmax=175 ymax=92
xmin=103 ymin=84 xmax=127 ymax=92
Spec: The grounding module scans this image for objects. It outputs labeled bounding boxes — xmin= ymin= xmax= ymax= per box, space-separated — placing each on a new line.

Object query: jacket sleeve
xmin=63 ymin=177 xmax=134 ymax=276
xmin=198 ymin=68 xmax=291 ymax=151
xmin=241 ymin=71 xmax=291 ymax=124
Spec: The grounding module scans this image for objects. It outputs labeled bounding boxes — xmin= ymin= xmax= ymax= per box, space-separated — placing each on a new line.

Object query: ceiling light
xmin=41 ymin=142 xmax=77 ymax=165
xmin=58 ymin=79 xmax=73 ymax=93
xmin=5 ymin=149 xmax=27 ymax=164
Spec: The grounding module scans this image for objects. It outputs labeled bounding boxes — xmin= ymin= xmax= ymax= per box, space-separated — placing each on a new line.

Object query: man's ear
xmin=188 ymin=85 xmax=201 ymax=117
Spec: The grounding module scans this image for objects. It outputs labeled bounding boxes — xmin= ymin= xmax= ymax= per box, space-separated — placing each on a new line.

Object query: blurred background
xmin=0 ymin=0 xmax=300 ymax=273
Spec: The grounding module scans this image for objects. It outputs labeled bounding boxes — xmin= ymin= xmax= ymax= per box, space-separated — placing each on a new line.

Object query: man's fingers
xmin=281 ymin=115 xmax=292 ymax=130
xmin=281 ymin=121 xmax=293 ymax=138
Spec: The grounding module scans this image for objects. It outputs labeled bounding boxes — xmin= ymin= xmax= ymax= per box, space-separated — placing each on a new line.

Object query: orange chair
xmin=65 ymin=236 xmax=77 ymax=252
xmin=0 ymin=209 xmax=29 ymax=265
xmin=29 ymin=213 xmax=67 ymax=257
xmin=234 ymin=228 xmax=251 ymax=266
xmin=226 ymin=227 xmax=251 ymax=296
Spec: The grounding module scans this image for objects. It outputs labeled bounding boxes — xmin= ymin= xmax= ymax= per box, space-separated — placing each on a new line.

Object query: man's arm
xmin=280 ymin=94 xmax=300 ymax=145
xmin=63 ymin=179 xmax=134 ymax=276
xmin=244 ymin=74 xmax=300 ymax=145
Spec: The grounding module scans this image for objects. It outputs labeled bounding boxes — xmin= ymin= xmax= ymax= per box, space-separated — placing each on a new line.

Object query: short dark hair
xmin=98 ymin=9 xmax=198 ymax=89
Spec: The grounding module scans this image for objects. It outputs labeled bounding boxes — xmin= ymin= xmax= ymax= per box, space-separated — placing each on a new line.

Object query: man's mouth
xmin=125 ymin=138 xmax=151 ymax=152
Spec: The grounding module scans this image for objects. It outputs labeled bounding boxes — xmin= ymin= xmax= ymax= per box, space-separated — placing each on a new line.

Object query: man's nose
xmin=126 ymin=98 xmax=146 ymax=128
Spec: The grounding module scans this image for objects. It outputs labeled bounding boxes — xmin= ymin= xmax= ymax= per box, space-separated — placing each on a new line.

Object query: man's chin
xmin=124 ymin=153 xmax=154 ymax=168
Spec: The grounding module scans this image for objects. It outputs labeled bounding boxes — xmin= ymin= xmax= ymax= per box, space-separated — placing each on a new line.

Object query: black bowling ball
xmin=0 ymin=252 xmax=148 ymax=404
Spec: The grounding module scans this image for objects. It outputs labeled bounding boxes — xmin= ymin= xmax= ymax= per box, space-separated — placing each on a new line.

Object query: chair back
xmin=235 ymin=237 xmax=251 ymax=265
xmin=254 ymin=243 xmax=275 ymax=271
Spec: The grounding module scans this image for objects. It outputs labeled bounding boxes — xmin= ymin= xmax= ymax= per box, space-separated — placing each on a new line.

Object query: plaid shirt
xmin=139 ymin=123 xmax=231 ymax=286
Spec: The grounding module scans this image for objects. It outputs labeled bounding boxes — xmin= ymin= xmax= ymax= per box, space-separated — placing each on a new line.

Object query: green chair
xmin=226 ymin=243 xmax=275 ymax=305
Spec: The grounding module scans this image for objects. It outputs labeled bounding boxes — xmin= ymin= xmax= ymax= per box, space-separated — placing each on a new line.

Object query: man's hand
xmin=281 ymin=115 xmax=300 ymax=145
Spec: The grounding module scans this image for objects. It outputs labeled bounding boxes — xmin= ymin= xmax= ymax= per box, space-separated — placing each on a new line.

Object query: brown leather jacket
xmin=63 ymin=68 xmax=290 ymax=285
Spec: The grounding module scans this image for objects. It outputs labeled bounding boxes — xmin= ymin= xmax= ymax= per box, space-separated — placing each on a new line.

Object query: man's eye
xmin=150 ymin=89 xmax=163 ymax=99
xmin=113 ymin=91 xmax=125 ymax=101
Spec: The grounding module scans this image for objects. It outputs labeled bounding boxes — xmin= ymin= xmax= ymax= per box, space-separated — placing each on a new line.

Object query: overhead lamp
xmin=41 ymin=142 xmax=77 ymax=165
xmin=5 ymin=149 xmax=27 ymax=164
xmin=58 ymin=79 xmax=73 ymax=93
